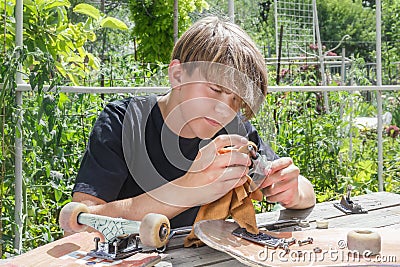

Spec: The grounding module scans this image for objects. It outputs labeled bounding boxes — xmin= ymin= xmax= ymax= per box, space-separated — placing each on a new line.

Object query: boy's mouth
xmin=204 ymin=117 xmax=221 ymax=127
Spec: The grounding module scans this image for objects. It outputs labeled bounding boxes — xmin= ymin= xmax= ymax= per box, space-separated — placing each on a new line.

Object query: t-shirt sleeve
xmin=72 ymin=101 xmax=129 ymax=202
xmin=244 ymin=120 xmax=280 ymax=161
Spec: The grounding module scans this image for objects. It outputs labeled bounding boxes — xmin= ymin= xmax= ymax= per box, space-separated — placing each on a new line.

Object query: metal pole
xmin=14 ymin=0 xmax=24 ymax=254
xmin=349 ymin=54 xmax=355 ymax=162
xmin=274 ymin=0 xmax=279 ymax=56
xmin=312 ymin=0 xmax=329 ymax=113
xmin=173 ymin=0 xmax=178 ymax=44
xmin=228 ymin=0 xmax=234 ymax=23
xmin=376 ymin=0 xmax=384 ymax=192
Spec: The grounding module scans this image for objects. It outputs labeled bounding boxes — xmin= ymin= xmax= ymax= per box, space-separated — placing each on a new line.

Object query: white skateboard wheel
xmin=139 ymin=213 xmax=170 ymax=248
xmin=59 ymin=202 xmax=89 ymax=232
xmin=347 ymin=230 xmax=381 ymax=255
xmin=316 ymin=219 xmax=329 ymax=229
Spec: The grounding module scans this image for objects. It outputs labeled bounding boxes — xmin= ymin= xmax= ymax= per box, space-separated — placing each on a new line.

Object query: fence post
xmin=228 ymin=0 xmax=234 ymax=22
xmin=376 ymin=0 xmax=384 ymax=192
xmin=14 ymin=0 xmax=24 ymax=254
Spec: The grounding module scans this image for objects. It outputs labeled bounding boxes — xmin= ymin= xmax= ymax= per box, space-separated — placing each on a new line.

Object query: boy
xmin=72 ymin=16 xmax=315 ymax=229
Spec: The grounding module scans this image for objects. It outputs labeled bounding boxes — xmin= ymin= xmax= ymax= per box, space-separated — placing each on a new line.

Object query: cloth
xmin=73 ymin=95 xmax=279 ymax=228
xmin=184 ymin=144 xmax=264 ymax=248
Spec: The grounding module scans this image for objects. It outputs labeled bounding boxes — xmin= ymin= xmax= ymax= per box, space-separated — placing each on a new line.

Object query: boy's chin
xmin=196 ymin=129 xmax=223 ymax=140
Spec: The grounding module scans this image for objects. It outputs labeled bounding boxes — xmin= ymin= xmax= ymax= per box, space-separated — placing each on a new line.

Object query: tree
xmin=128 ymin=0 xmax=209 ymax=63
xmin=0 ymin=0 xmax=127 ymax=255
xmin=317 ymin=0 xmax=376 ymax=61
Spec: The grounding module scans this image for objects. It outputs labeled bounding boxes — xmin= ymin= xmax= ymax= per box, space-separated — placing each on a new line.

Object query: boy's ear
xmin=169 ymin=59 xmax=182 ymax=89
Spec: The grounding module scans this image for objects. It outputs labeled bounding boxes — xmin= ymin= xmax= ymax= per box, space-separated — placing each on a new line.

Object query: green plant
xmin=128 ymin=0 xmax=209 ymax=63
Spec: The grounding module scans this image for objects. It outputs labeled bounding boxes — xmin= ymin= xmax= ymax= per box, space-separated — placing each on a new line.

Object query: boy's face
xmin=175 ymin=69 xmax=240 ymax=139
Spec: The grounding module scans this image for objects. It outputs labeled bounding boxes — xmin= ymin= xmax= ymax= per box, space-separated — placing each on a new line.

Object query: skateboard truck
xmin=333 ymin=185 xmax=368 ymax=214
xmin=59 ymin=202 xmax=170 ymax=260
xmin=89 ymin=233 xmax=142 ymax=260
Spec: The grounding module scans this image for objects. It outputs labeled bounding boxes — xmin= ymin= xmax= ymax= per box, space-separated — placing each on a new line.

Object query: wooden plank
xmin=256 ymin=192 xmax=400 ymax=225
xmin=321 ymin=205 xmax=400 ymax=229
xmin=162 ymin=245 xmax=236 ymax=266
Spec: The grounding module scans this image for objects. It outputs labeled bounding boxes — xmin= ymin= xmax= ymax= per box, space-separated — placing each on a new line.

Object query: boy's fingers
xmin=270 ymin=157 xmax=293 ymax=173
xmin=211 ymin=134 xmax=248 ymax=152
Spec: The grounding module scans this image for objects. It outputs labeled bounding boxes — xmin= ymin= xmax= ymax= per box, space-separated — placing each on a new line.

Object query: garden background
xmin=0 ymin=0 xmax=399 ymax=257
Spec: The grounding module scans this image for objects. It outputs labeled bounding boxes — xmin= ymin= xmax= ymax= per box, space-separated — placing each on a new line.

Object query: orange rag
xmin=184 ymin=142 xmax=263 ymax=248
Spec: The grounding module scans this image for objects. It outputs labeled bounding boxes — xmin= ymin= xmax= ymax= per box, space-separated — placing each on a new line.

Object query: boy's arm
xmin=72 ymin=134 xmax=253 ymax=221
xmin=72 ymin=191 xmax=189 ymax=221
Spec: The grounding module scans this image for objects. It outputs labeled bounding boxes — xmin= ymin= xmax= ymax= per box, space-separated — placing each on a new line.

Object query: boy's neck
xmin=157 ymin=91 xmax=197 ymax=139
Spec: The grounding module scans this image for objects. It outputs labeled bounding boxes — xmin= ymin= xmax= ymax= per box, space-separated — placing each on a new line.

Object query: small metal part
xmin=88 ymin=234 xmax=142 ymax=260
xmin=282 ymin=243 xmax=290 ymax=254
xmin=247 ymin=144 xmax=258 ymax=159
xmin=285 ymin=237 xmax=296 ymax=246
xmin=313 ymin=247 xmax=322 ymax=253
xmin=94 ymin=237 xmax=100 ymax=251
xmin=258 ymin=219 xmax=300 ymax=231
xmin=232 ymin=227 xmax=283 ymax=248
xmin=293 ymin=226 xmax=302 ymax=231
xmin=157 ymin=226 xmax=192 ymax=253
xmin=298 ymin=220 xmax=310 ymax=228
xmin=248 ymin=151 xmax=273 ymax=192
xmin=298 ymin=237 xmax=313 ymax=246
xmin=333 ymin=185 xmax=368 ymax=214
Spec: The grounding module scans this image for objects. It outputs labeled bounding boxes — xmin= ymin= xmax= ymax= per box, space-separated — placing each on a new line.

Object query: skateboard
xmin=194 ymin=220 xmax=400 ymax=267
xmin=1 ymin=202 xmax=170 ymax=267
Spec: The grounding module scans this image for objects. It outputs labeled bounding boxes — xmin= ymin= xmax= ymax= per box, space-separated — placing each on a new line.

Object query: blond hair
xmin=171 ymin=16 xmax=267 ymax=119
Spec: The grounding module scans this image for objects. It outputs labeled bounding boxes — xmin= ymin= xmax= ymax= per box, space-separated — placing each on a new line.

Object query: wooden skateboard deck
xmin=194 ymin=220 xmax=400 ymax=267
xmin=0 ymin=232 xmax=161 ymax=267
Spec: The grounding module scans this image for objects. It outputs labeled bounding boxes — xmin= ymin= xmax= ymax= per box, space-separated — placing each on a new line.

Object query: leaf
xmin=58 ymin=92 xmax=69 ymax=109
xmin=67 ymin=73 xmax=79 ymax=85
xmin=100 ymin=17 xmax=128 ymax=31
xmin=44 ymin=0 xmax=71 ymax=10
xmin=54 ymin=189 xmax=62 ymax=202
xmin=73 ymin=3 xmax=100 ymax=20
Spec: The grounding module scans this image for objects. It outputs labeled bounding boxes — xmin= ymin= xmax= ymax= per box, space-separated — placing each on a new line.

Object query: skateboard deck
xmin=194 ymin=220 xmax=400 ymax=267
xmin=0 ymin=232 xmax=161 ymax=267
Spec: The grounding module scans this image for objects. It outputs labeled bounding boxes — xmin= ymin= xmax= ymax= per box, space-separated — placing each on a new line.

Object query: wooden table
xmin=156 ymin=192 xmax=400 ymax=266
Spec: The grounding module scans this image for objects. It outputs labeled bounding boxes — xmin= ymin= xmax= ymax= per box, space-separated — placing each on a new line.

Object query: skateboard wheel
xmin=139 ymin=213 xmax=170 ymax=248
xmin=316 ymin=219 xmax=329 ymax=229
xmin=347 ymin=230 xmax=381 ymax=255
xmin=59 ymin=202 xmax=89 ymax=232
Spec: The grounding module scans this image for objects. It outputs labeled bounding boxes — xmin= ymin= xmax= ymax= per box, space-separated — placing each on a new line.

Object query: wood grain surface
xmin=194 ymin=219 xmax=400 ymax=267
xmin=0 ymin=232 xmax=160 ymax=267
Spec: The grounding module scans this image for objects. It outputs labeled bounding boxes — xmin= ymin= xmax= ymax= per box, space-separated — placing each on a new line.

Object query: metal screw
xmin=282 ymin=244 xmax=290 ymax=255
xmin=298 ymin=237 xmax=313 ymax=246
xmin=286 ymin=237 xmax=296 ymax=246
xmin=293 ymin=226 xmax=302 ymax=231
xmin=313 ymin=247 xmax=322 ymax=253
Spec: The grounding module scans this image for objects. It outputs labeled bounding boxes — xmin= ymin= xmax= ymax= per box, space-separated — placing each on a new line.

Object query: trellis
xmin=274 ymin=0 xmax=314 ymax=58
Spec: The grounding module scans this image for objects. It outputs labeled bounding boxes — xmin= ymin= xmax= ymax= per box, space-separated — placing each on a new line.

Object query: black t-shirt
xmin=73 ymin=95 xmax=279 ymax=228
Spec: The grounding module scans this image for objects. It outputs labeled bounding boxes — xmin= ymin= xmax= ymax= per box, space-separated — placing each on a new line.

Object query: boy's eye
xmin=210 ymin=86 xmax=222 ymax=93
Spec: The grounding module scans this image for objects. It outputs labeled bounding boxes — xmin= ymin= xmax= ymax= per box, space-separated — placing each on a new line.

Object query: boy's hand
xmin=259 ymin=157 xmax=302 ymax=208
xmin=178 ymin=134 xmax=251 ymax=206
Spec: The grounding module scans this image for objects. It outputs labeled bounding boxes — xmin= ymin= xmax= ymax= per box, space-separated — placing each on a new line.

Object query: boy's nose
xmin=214 ymin=99 xmax=235 ymax=118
